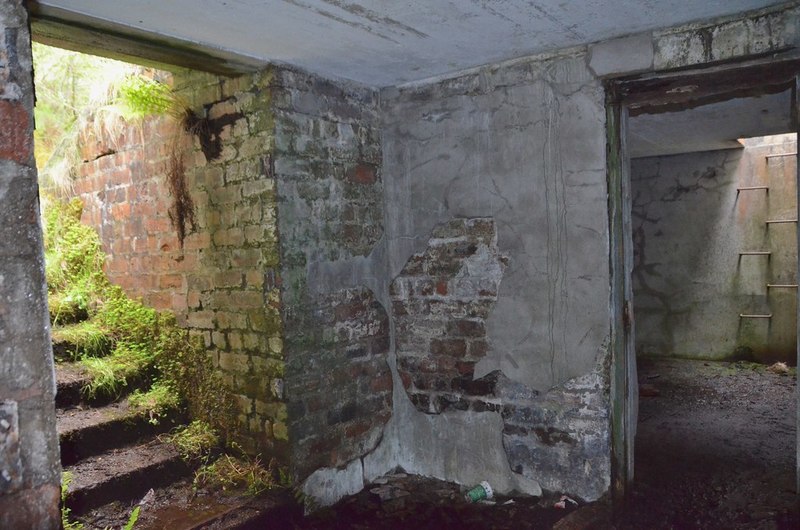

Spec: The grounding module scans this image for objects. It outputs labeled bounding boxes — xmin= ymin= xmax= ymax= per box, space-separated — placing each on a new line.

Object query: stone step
xmin=58 ymin=400 xmax=186 ymax=466
xmin=131 ymin=482 xmax=299 ymax=530
xmin=54 ymin=361 xmax=91 ymax=408
xmin=51 ymin=321 xmax=113 ymax=360
xmin=54 ymin=360 xmax=150 ymax=409
xmin=64 ymin=439 xmax=191 ymax=515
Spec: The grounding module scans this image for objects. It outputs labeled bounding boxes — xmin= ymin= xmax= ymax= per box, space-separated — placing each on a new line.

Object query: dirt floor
xmin=618 ymin=358 xmax=799 ymax=529
xmin=79 ymin=358 xmax=799 ymax=529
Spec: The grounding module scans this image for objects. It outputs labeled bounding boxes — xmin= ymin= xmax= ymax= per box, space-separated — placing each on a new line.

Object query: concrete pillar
xmin=0 ymin=1 xmax=61 ymax=528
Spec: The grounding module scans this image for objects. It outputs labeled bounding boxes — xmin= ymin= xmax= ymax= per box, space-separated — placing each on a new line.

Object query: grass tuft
xmin=194 ymin=451 xmax=279 ymax=497
xmin=165 ymin=420 xmax=220 ymax=461
xmin=129 ymin=382 xmax=181 ymax=424
xmin=81 ymin=343 xmax=154 ymax=398
xmin=51 ymin=321 xmax=112 ymax=359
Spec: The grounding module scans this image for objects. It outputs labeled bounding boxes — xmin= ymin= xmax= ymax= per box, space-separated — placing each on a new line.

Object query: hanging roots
xmin=166 ymin=147 xmax=196 ymax=248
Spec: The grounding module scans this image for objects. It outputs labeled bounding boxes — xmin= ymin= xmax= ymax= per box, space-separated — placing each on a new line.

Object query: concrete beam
xmin=28 ymin=2 xmax=265 ymax=76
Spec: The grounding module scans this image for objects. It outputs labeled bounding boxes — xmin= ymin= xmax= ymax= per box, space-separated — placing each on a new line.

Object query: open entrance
xmin=32 ymin=42 xmax=290 ymax=527
xmin=607 ymin=58 xmax=800 ymax=527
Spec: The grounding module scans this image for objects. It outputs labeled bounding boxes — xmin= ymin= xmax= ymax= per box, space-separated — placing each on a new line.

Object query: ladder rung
xmin=739 ymin=314 xmax=773 ymax=318
xmin=767 ymin=284 xmax=799 ymax=288
xmin=739 ymin=251 xmax=771 ymax=255
xmin=765 ymin=152 xmax=796 ymax=159
xmin=736 ymin=186 xmax=769 ymax=191
xmin=766 ymin=219 xmax=798 ymax=224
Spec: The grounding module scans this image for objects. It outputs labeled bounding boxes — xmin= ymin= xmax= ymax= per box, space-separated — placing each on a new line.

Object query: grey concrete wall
xmin=375 ymin=50 xmax=612 ymax=501
xmin=632 ymin=135 xmax=797 ymax=363
xmin=0 ymin=1 xmax=61 ymax=527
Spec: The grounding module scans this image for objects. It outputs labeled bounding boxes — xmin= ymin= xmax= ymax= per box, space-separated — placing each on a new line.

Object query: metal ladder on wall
xmin=738 ymin=150 xmax=797 ymax=321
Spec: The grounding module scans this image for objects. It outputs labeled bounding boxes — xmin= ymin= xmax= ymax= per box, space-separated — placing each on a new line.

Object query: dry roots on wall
xmin=166 ymin=143 xmax=196 ymax=247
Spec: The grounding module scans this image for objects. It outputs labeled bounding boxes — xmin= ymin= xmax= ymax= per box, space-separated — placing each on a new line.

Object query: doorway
xmin=607 ymin=57 xmax=800 ymax=525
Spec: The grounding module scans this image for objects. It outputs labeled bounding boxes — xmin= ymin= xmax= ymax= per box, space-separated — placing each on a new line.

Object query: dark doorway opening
xmin=607 ymin=57 xmax=800 ymax=527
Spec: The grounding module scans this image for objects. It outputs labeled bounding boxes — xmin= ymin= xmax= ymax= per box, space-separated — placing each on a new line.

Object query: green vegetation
xmin=165 ymin=420 xmax=220 ymax=462
xmin=51 ymin=321 xmax=111 ymax=359
xmin=61 ymin=471 xmax=84 ymax=530
xmin=44 ymin=197 xmax=236 ymax=437
xmin=194 ymin=451 xmax=279 ymax=496
xmin=32 ymin=44 xmax=179 ymax=191
xmin=130 ymin=382 xmax=182 ymax=425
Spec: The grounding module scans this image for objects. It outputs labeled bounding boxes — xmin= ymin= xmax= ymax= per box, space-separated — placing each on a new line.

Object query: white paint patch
xmin=302 ymin=457 xmax=365 ymax=508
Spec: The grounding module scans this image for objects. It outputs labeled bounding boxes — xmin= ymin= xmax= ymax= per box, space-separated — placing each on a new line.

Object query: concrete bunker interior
xmin=4 ymin=1 xmax=800 ymax=528
xmin=618 ymin=62 xmax=800 ymax=525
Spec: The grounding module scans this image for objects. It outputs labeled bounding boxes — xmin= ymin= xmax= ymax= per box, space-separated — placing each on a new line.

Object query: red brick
xmin=0 ymin=100 xmax=33 ymax=164
xmin=159 ymin=274 xmax=184 ymax=289
xmin=346 ymin=163 xmax=377 ymax=185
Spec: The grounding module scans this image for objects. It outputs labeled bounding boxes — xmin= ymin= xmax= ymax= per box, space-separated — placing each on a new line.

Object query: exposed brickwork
xmin=499 ymin=351 xmax=611 ymax=497
xmin=273 ymin=68 xmax=391 ymax=481
xmin=390 ymin=218 xmax=507 ymax=414
xmin=0 ymin=2 xmax=60 ymax=527
xmin=71 ymin=66 xmax=390 ymax=479
xmin=70 ymin=69 xmax=286 ymax=458
xmin=286 ymin=287 xmax=391 ymax=478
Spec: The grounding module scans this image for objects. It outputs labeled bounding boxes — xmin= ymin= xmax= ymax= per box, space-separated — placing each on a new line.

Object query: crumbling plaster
xmin=302 ymin=2 xmax=800 ymax=507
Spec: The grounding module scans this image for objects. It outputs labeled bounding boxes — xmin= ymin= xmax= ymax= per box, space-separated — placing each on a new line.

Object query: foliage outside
xmin=44 ymin=197 xmax=236 ymax=440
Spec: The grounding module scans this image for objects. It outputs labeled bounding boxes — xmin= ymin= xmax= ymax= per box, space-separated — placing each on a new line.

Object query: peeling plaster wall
xmin=632 ymin=135 xmax=798 ymax=363
xmin=0 ymin=1 xmax=61 ymax=527
xmin=378 ymin=50 xmax=612 ymax=501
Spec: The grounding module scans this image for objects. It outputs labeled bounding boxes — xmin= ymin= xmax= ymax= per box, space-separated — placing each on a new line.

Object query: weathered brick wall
xmin=71 ymin=68 xmax=286 ymax=458
xmin=273 ymin=69 xmax=392 ymax=481
xmin=0 ymin=1 xmax=61 ymax=527
xmin=69 ymin=65 xmax=393 ymax=479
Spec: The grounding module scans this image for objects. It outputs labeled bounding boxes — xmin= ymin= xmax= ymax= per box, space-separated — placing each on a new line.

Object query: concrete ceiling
xmin=32 ymin=0 xmax=788 ymax=87
xmin=628 ymin=90 xmax=794 ymax=158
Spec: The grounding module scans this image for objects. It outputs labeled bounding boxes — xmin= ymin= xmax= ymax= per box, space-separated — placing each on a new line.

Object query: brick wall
xmin=272 ymin=69 xmax=392 ymax=481
xmin=0 ymin=1 xmax=61 ymax=527
xmin=71 ymin=68 xmax=286 ymax=457
xmin=69 ymin=65 xmax=393 ymax=479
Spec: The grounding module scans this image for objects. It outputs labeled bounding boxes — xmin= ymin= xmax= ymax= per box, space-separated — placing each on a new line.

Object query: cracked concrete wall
xmin=0 ymin=1 xmax=61 ymax=527
xmin=378 ymin=50 xmax=611 ymax=501
xmin=632 ymin=135 xmax=797 ymax=363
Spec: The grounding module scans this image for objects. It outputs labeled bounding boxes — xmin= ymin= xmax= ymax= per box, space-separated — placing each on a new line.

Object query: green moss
xmin=155 ymin=325 xmax=238 ymax=442
xmin=129 ymin=381 xmax=181 ymax=424
xmin=165 ymin=420 xmax=220 ymax=461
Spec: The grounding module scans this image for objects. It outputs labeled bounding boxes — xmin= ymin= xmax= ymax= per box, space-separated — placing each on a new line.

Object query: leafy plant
xmin=43 ymin=197 xmax=107 ymax=305
xmin=122 ymin=506 xmax=140 ymax=530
